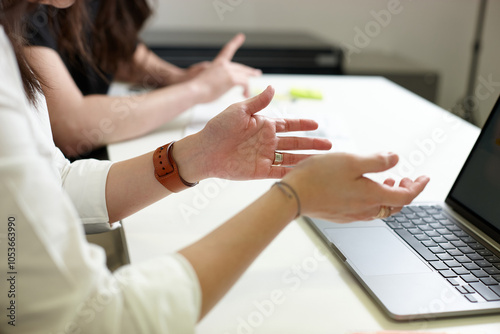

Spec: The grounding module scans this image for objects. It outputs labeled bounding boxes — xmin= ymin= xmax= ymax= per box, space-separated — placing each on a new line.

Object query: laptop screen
xmin=447 ymin=95 xmax=500 ymax=239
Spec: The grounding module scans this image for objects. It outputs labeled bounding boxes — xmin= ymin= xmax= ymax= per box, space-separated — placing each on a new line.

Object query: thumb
xmin=215 ymin=33 xmax=245 ymax=62
xmin=357 ymin=152 xmax=399 ymax=174
xmin=241 ymin=85 xmax=275 ymax=115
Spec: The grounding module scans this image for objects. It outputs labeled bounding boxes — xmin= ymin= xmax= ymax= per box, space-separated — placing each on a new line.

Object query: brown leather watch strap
xmin=153 ymin=141 xmax=198 ymax=193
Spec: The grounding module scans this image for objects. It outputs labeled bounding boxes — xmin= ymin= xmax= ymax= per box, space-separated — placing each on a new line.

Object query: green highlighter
xmin=289 ymin=87 xmax=323 ymax=100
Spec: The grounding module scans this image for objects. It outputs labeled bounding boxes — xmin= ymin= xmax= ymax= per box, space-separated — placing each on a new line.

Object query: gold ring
xmin=273 ymin=152 xmax=284 ymax=166
xmin=373 ymin=205 xmax=392 ymax=219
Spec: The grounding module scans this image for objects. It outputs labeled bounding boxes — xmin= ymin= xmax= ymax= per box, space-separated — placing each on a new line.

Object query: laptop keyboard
xmin=384 ymin=205 xmax=500 ymax=303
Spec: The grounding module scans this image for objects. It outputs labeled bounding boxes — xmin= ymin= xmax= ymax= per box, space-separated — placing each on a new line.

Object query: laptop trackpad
xmin=325 ymin=227 xmax=432 ymax=276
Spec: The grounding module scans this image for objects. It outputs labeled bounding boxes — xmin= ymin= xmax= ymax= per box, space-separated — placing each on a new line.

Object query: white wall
xmin=145 ymin=0 xmax=500 ymax=126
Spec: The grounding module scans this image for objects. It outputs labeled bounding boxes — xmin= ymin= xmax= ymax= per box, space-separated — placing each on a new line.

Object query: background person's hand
xmin=173 ymin=86 xmax=332 ymax=182
xmin=282 ymin=152 xmax=430 ymax=223
xmin=182 ymin=61 xmax=211 ymax=80
xmin=187 ymin=33 xmax=261 ymax=102
xmin=164 ymin=61 xmax=211 ymax=84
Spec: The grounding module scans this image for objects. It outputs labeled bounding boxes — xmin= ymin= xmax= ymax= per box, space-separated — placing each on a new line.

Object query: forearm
xmin=179 ymin=185 xmax=297 ymax=319
xmin=25 ymin=46 xmax=199 ymax=156
xmin=114 ymin=43 xmax=185 ymax=87
xmin=105 ymin=150 xmax=169 ymax=223
xmin=53 ymin=81 xmax=203 ymax=157
xmin=104 ymin=133 xmax=206 ymax=223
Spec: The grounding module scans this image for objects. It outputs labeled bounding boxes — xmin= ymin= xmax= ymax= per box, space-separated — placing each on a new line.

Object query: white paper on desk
xmin=185 ymin=95 xmax=358 ymax=153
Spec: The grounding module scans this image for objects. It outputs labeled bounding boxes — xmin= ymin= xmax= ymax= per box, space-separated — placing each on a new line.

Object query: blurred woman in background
xmin=25 ymin=0 xmax=260 ymax=158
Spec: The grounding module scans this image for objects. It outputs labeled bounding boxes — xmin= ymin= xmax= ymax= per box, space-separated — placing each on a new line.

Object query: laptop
xmin=305 ymin=95 xmax=500 ymax=321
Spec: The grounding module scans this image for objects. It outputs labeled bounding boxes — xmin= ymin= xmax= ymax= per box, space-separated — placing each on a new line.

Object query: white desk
xmin=108 ymin=76 xmax=500 ymax=333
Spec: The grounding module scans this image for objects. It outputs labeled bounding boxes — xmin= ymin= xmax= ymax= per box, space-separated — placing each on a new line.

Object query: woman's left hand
xmin=173 ymin=86 xmax=332 ymax=183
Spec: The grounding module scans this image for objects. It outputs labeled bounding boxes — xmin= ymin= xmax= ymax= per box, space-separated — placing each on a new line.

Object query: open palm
xmin=198 ymin=86 xmax=332 ymax=180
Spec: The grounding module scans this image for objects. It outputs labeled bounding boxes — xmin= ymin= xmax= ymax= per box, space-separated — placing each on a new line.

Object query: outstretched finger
xmin=354 ymin=153 xmax=399 ymax=175
xmin=230 ymin=66 xmax=262 ymax=98
xmin=379 ymin=175 xmax=430 ymax=207
xmin=381 ymin=178 xmax=404 ymax=216
xmin=231 ymin=62 xmax=262 ymax=76
xmin=241 ymin=85 xmax=275 ymax=115
xmin=215 ymin=33 xmax=245 ymax=62
xmin=399 ymin=177 xmax=417 ymax=188
xmin=242 ymin=85 xmax=250 ymax=98
xmin=383 ymin=178 xmax=396 ymax=187
xmin=272 ymin=153 xmax=316 ymax=167
xmin=275 ymin=118 xmax=319 ymax=132
xmin=277 ymin=136 xmax=332 ymax=151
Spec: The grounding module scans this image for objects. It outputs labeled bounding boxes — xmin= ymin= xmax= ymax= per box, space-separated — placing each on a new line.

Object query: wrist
xmin=171 ymin=134 xmax=209 ymax=183
xmin=272 ymin=182 xmax=301 ymax=218
xmin=185 ymin=78 xmax=211 ymax=104
xmin=267 ymin=184 xmax=301 ymax=223
xmin=162 ymin=68 xmax=186 ymax=86
xmin=282 ymin=173 xmax=310 ymax=217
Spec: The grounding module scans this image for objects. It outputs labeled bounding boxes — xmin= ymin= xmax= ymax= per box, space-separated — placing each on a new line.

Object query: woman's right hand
xmin=282 ymin=152 xmax=430 ymax=223
xmin=188 ymin=33 xmax=261 ymax=103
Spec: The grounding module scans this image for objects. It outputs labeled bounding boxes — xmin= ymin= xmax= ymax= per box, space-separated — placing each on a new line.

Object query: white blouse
xmin=0 ymin=27 xmax=200 ymax=333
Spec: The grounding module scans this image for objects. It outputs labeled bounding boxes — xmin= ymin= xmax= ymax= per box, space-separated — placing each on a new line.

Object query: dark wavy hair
xmin=51 ymin=0 xmax=153 ymax=74
xmin=1 ymin=0 xmax=153 ymax=105
xmin=0 ymin=0 xmax=43 ymax=105
xmin=92 ymin=0 xmax=153 ymax=74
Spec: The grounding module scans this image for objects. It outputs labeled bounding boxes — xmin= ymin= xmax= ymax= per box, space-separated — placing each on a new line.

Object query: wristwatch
xmin=153 ymin=141 xmax=198 ymax=193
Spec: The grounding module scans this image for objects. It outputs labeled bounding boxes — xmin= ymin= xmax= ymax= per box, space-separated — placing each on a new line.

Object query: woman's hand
xmin=282 ymin=152 xmax=430 ymax=223
xmin=173 ymin=86 xmax=332 ymax=183
xmin=185 ymin=34 xmax=262 ymax=102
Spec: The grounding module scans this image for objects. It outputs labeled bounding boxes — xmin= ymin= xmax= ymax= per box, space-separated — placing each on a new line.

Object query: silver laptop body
xmin=306 ymin=96 xmax=500 ymax=321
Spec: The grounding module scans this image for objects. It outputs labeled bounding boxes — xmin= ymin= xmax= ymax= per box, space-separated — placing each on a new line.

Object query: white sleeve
xmin=0 ymin=162 xmax=201 ymax=334
xmin=59 ymin=157 xmax=114 ymax=233
xmin=0 ymin=27 xmax=201 ymax=333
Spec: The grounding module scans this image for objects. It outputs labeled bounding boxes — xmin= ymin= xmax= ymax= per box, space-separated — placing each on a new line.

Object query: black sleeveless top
xmin=26 ymin=1 xmax=112 ymax=160
xmin=26 ymin=1 xmax=114 ymax=95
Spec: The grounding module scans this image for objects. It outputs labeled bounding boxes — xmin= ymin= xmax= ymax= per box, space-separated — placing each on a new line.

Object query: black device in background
xmin=141 ymin=30 xmax=344 ymax=75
